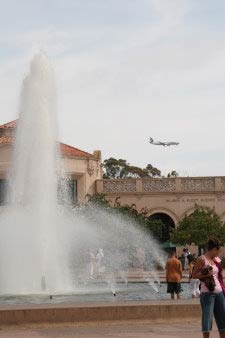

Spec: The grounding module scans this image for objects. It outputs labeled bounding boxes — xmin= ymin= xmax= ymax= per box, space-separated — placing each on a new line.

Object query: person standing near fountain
xmin=96 ymin=249 xmax=105 ymax=274
xmin=192 ymin=238 xmax=225 ymax=338
xmin=183 ymin=248 xmax=190 ymax=272
xmin=88 ymin=250 xmax=96 ymax=279
xmin=189 ymin=257 xmax=200 ymax=298
xmin=165 ymin=251 xmax=183 ymax=300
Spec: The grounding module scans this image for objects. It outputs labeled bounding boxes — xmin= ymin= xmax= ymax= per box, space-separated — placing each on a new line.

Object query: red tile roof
xmin=0 ymin=120 xmax=95 ymax=159
xmin=59 ymin=142 xmax=94 ymax=158
xmin=0 ymin=120 xmax=17 ymax=129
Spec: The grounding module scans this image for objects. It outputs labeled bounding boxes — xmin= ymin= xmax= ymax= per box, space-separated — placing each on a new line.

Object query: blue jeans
xmin=200 ymin=292 xmax=225 ymax=332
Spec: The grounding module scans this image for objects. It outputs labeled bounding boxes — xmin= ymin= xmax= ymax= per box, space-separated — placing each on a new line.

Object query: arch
xmin=148 ymin=210 xmax=177 ymax=242
xmin=148 ymin=207 xmax=179 ymax=226
xmin=180 ymin=206 xmax=197 ymax=220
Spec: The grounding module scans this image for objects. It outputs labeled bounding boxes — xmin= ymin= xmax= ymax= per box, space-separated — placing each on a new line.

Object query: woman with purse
xmin=192 ymin=238 xmax=225 ymax=338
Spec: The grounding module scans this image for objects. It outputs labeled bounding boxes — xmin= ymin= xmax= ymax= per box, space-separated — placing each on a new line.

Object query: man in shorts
xmin=165 ymin=251 xmax=183 ymax=299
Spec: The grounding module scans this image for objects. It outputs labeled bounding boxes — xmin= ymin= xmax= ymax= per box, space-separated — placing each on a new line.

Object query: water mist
xmin=0 ymin=53 xmax=166 ymax=296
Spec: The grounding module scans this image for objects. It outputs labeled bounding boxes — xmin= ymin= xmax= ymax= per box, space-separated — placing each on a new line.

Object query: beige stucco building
xmin=0 ymin=120 xmax=102 ymax=204
xmin=1 ymin=118 xmax=225 ymax=249
xmin=96 ymin=177 xmax=225 ymax=254
xmin=96 ymin=177 xmax=225 ymax=226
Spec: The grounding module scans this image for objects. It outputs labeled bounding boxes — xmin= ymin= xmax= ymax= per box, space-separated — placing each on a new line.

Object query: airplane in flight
xmin=149 ymin=137 xmax=180 ymax=147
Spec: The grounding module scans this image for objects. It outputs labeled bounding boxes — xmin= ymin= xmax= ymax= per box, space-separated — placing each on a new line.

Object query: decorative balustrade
xmin=96 ymin=177 xmax=225 ymax=194
xmin=143 ymin=179 xmax=176 ymax=192
xmin=181 ymin=178 xmax=215 ymax=191
xmin=103 ymin=180 xmax=136 ymax=193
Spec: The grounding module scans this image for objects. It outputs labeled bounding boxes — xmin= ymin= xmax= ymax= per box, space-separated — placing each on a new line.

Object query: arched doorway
xmin=148 ymin=212 xmax=176 ymax=242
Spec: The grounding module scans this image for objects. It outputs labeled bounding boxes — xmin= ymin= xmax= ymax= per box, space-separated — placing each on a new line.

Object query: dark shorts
xmin=167 ymin=282 xmax=182 ymax=294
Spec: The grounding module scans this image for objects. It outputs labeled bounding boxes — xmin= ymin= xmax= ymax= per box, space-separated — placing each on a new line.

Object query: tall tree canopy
xmin=103 ymin=158 xmax=161 ymax=179
xmin=170 ymin=206 xmax=225 ymax=248
xmin=167 ymin=170 xmax=179 ymax=178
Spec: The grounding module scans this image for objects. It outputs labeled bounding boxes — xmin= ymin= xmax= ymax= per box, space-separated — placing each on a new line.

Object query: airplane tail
xmin=149 ymin=137 xmax=153 ymax=143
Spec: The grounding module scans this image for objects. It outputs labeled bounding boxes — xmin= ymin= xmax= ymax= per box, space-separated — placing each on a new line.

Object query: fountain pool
xmin=0 ymin=282 xmax=192 ymax=305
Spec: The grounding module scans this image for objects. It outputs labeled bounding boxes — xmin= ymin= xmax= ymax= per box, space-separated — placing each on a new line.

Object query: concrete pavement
xmin=0 ymin=321 xmax=219 ymax=338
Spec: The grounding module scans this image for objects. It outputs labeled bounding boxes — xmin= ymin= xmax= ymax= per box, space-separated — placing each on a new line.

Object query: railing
xmin=96 ymin=177 xmax=225 ymax=194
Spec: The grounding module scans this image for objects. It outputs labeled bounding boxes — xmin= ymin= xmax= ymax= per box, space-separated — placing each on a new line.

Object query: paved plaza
xmin=0 ymin=321 xmax=219 ymax=338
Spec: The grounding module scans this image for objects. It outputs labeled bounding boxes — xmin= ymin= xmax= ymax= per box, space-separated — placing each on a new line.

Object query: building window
xmin=0 ymin=179 xmax=7 ymax=205
xmin=67 ymin=179 xmax=77 ymax=205
xmin=57 ymin=178 xmax=77 ymax=205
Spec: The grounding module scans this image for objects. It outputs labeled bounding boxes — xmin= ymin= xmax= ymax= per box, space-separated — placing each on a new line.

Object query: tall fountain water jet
xmin=0 ymin=53 xmax=166 ymax=298
xmin=11 ymin=53 xmax=58 ymax=208
xmin=0 ymin=53 xmax=71 ymax=294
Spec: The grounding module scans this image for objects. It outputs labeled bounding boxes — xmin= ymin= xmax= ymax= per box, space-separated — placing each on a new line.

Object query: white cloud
xmin=0 ymin=0 xmax=225 ymax=176
xmin=151 ymin=0 xmax=190 ymax=23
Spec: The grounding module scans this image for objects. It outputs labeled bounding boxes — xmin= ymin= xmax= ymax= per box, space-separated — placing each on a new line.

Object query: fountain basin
xmin=0 ymin=282 xmax=197 ymax=325
xmin=0 ymin=299 xmax=200 ymax=326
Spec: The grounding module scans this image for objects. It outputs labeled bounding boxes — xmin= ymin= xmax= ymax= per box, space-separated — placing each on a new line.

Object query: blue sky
xmin=0 ymin=0 xmax=225 ymax=176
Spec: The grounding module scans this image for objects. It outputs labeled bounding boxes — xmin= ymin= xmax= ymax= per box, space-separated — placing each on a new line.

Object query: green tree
xmin=103 ymin=158 xmax=128 ymax=179
xmin=170 ymin=206 xmax=225 ymax=249
xmin=167 ymin=170 xmax=179 ymax=178
xmin=86 ymin=193 xmax=111 ymax=208
xmin=146 ymin=164 xmax=161 ymax=177
xmin=103 ymin=158 xmax=161 ymax=179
